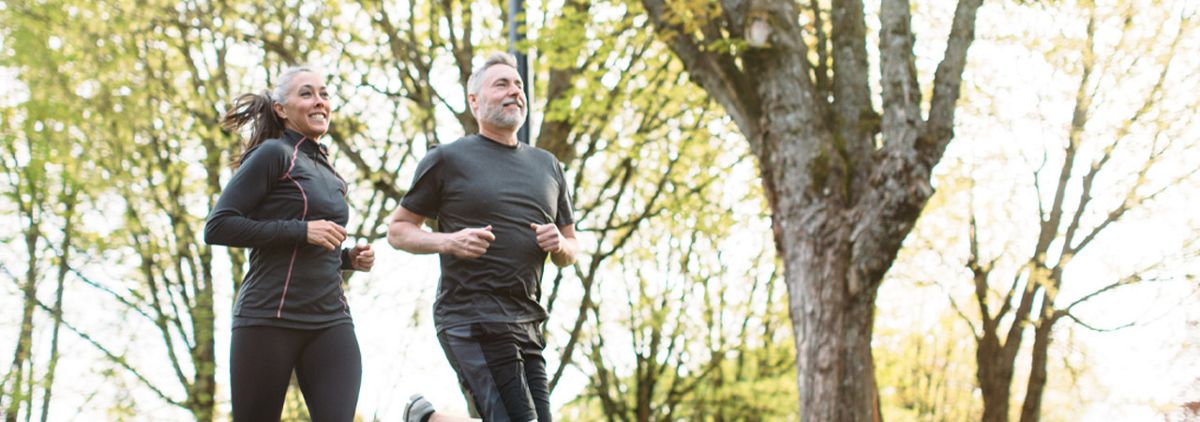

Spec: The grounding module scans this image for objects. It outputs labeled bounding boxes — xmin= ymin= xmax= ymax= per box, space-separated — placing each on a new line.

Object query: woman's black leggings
xmin=230 ymin=324 xmax=362 ymax=422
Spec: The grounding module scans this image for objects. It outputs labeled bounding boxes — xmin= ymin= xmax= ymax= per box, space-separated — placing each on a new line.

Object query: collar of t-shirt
xmin=476 ymin=133 xmax=521 ymax=150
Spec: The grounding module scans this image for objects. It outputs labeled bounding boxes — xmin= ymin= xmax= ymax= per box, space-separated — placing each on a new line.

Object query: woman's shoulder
xmin=259 ymin=137 xmax=297 ymax=154
xmin=236 ymin=138 xmax=300 ymax=175
xmin=244 ymin=138 xmax=295 ymax=160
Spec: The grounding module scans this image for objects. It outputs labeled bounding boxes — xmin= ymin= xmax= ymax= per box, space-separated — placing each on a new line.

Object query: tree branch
xmin=833 ymin=0 xmax=877 ymax=193
xmin=1062 ymin=311 xmax=1137 ymax=333
xmin=880 ymin=0 xmax=923 ymax=152
xmin=808 ymin=0 xmax=831 ymax=93
xmin=1063 ymin=274 xmax=1146 ymax=315
xmin=919 ymin=0 xmax=985 ymax=167
xmin=639 ymin=0 xmax=761 ymax=140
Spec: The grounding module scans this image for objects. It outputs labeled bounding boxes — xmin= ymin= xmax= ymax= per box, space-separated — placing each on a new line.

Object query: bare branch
xmin=920 ymin=0 xmax=985 ymax=166
xmin=1062 ymin=311 xmax=1137 ymax=333
xmin=879 ymin=0 xmax=922 ymax=152
xmin=944 ymin=285 xmax=980 ymax=339
xmin=833 ymin=0 xmax=876 ymax=171
xmin=1035 ymin=11 xmax=1096 ymax=262
xmin=1063 ymin=274 xmax=1143 ymax=315
xmin=967 ymin=213 xmax=992 ymax=324
xmin=1062 ymin=10 xmax=1186 ymax=260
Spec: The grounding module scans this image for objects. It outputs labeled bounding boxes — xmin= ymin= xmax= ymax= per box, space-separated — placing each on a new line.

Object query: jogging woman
xmin=205 ymin=66 xmax=373 ymax=422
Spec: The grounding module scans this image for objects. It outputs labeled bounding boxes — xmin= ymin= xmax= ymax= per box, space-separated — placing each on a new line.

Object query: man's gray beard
xmin=483 ymin=103 xmax=525 ymax=130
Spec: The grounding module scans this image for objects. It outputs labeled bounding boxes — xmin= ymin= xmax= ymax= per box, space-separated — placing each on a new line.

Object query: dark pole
xmin=508 ymin=0 xmax=530 ymax=144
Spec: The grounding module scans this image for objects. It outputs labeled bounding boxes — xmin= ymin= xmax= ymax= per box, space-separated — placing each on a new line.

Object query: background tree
xmin=948 ymin=2 xmax=1197 ymax=421
xmin=870 ymin=1 xmax=1200 ymax=421
xmin=874 ymin=309 xmax=979 ymax=421
xmin=634 ymin=0 xmax=985 ymax=419
xmin=0 ymin=2 xmax=134 ymax=420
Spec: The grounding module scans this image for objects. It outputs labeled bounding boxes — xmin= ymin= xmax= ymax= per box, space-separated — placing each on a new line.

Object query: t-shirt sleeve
xmin=399 ymin=147 xmax=443 ymax=219
xmin=554 ymin=160 xmax=575 ymax=227
xmin=204 ymin=142 xmax=308 ymax=248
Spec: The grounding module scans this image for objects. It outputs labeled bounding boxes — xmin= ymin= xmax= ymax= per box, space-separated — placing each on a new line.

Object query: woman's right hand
xmin=307 ymin=220 xmax=347 ymax=251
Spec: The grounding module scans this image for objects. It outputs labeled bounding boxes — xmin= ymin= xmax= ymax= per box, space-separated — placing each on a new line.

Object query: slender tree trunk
xmin=6 ymin=220 xmax=40 ymax=422
xmin=1018 ymin=308 xmax=1058 ymax=422
xmin=38 ymin=192 xmax=75 ymax=422
xmin=189 ymin=262 xmax=216 ymax=422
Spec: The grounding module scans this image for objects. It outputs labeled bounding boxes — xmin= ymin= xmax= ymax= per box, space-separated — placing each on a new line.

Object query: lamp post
xmin=508 ymin=0 xmax=530 ymax=144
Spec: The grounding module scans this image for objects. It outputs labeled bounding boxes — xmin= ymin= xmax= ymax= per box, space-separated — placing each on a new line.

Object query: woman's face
xmin=274 ymin=72 xmax=332 ymax=139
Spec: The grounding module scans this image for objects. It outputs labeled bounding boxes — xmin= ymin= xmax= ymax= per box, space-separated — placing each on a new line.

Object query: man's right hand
xmin=307 ymin=220 xmax=347 ymax=251
xmin=443 ymin=225 xmax=494 ymax=258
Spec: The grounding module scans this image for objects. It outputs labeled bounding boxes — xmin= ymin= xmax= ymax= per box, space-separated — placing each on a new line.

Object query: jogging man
xmin=387 ymin=52 xmax=578 ymax=422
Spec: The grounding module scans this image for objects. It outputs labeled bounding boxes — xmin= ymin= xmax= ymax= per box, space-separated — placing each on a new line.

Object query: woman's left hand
xmin=348 ymin=244 xmax=374 ymax=272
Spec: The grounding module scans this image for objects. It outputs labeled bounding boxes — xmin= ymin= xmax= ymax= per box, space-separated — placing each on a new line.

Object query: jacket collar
xmin=282 ymin=129 xmax=329 ymax=158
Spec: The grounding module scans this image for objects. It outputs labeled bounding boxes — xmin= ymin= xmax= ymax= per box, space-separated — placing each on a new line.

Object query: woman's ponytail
xmin=220 ymin=91 xmax=284 ymax=168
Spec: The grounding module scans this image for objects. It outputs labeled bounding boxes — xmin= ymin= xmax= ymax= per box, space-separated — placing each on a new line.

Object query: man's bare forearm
xmin=550 ymin=237 xmax=579 ymax=267
xmin=387 ymin=221 xmax=445 ymax=254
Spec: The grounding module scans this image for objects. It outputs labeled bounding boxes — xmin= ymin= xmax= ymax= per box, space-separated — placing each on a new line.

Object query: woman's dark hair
xmin=220 ymin=66 xmax=319 ymax=167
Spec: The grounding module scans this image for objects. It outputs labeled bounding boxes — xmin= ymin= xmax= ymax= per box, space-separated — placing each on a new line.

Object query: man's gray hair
xmin=270 ymin=65 xmax=323 ymax=104
xmin=466 ymin=52 xmax=518 ymax=95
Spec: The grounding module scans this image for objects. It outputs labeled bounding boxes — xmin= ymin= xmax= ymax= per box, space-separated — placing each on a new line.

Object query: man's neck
xmin=478 ymin=126 xmax=519 ymax=146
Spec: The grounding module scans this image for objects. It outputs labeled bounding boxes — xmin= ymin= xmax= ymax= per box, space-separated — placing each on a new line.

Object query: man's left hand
xmin=530 ymin=223 xmax=563 ymax=254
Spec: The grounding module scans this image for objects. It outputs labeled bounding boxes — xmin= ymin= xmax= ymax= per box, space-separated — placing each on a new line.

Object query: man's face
xmin=470 ymin=64 xmax=526 ymax=130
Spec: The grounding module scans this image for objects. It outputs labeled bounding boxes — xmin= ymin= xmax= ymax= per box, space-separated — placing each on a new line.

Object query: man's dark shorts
xmin=437 ymin=321 xmax=551 ymax=422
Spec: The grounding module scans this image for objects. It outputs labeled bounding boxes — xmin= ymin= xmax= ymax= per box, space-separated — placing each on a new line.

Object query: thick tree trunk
xmin=741 ymin=8 xmax=875 ymax=417
xmin=976 ymin=334 xmax=1016 ymax=422
xmin=784 ymin=226 xmax=877 ymax=421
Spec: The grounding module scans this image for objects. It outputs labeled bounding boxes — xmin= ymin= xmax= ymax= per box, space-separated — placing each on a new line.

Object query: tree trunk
xmin=6 ymin=218 xmax=40 ymax=422
xmin=189 ymin=260 xmax=216 ymax=422
xmin=39 ymin=190 xmax=75 ymax=422
xmin=1018 ymin=309 xmax=1057 ymax=422
xmin=976 ymin=332 xmax=1015 ymax=422
xmin=778 ymin=203 xmax=853 ymax=420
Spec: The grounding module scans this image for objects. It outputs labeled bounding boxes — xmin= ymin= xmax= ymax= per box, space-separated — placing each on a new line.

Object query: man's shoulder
xmin=520 ymin=145 xmax=565 ymax=173
xmin=526 ymin=144 xmax=560 ymax=162
xmin=428 ymin=134 xmax=481 ymax=156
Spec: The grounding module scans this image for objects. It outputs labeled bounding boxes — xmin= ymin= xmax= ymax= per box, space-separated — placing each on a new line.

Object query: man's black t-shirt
xmin=401 ymin=134 xmax=574 ymax=331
